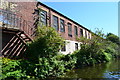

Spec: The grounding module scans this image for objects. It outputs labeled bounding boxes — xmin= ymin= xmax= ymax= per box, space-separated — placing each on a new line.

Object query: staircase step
xmin=11 ymin=43 xmax=24 ymax=59
xmin=6 ymin=39 xmax=21 ymax=58
xmin=16 ymin=44 xmax=26 ymax=57
xmin=2 ymin=36 xmax=18 ymax=55
xmin=22 ymin=37 xmax=29 ymax=40
xmin=2 ymin=30 xmax=33 ymax=59
xmin=10 ymin=42 xmax=24 ymax=59
xmin=4 ymin=37 xmax=19 ymax=57
xmin=1 ymin=36 xmax=16 ymax=53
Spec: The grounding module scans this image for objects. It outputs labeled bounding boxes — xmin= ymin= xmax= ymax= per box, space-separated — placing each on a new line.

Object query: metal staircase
xmin=0 ymin=9 xmax=35 ymax=59
xmin=1 ymin=31 xmax=32 ymax=59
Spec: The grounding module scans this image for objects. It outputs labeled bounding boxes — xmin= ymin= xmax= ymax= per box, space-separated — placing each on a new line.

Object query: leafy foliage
xmin=2 ymin=27 xmax=119 ymax=79
xmin=34 ymin=54 xmax=77 ymax=78
xmin=106 ymin=33 xmax=120 ymax=45
xmin=75 ymin=29 xmax=118 ymax=67
xmin=1 ymin=58 xmax=26 ymax=79
xmin=0 ymin=26 xmax=76 ymax=79
xmin=25 ymin=26 xmax=64 ymax=62
xmin=1 ymin=54 xmax=77 ymax=79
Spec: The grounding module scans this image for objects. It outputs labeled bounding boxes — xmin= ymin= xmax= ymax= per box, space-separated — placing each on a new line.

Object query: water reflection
xmin=60 ymin=59 xmax=120 ymax=79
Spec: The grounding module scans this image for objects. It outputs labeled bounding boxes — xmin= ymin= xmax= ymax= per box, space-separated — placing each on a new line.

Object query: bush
xmin=1 ymin=58 xmax=38 ymax=79
xmin=2 ymin=27 xmax=118 ymax=79
xmin=1 ymin=58 xmax=26 ymax=79
xmin=103 ymin=52 xmax=112 ymax=61
xmin=61 ymin=54 xmax=77 ymax=70
xmin=25 ymin=26 xmax=64 ymax=63
xmin=19 ymin=26 xmax=76 ymax=79
xmin=105 ymin=42 xmax=119 ymax=58
xmin=106 ymin=33 xmax=120 ymax=45
xmin=75 ymin=29 xmax=115 ymax=67
xmin=33 ymin=54 xmax=77 ymax=78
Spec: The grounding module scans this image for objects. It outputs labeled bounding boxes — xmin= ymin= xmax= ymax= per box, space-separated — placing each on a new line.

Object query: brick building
xmin=36 ymin=2 xmax=92 ymax=54
xmin=1 ymin=1 xmax=92 ymax=57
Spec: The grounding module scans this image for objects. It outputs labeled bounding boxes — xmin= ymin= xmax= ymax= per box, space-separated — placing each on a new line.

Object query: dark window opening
xmin=39 ymin=9 xmax=47 ymax=26
xmin=85 ymin=31 xmax=87 ymax=38
xmin=68 ymin=23 xmax=72 ymax=37
xmin=75 ymin=43 xmax=78 ymax=50
xmin=88 ymin=33 xmax=91 ymax=39
xmin=74 ymin=26 xmax=78 ymax=36
xmin=52 ymin=15 xmax=58 ymax=31
xmin=80 ymin=29 xmax=83 ymax=37
xmin=60 ymin=19 xmax=65 ymax=32
xmin=61 ymin=42 xmax=66 ymax=51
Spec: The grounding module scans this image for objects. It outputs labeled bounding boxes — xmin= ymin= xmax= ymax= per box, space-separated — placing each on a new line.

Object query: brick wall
xmin=13 ymin=2 xmax=37 ymax=37
xmin=37 ymin=3 xmax=91 ymax=41
xmin=10 ymin=2 xmax=91 ymax=41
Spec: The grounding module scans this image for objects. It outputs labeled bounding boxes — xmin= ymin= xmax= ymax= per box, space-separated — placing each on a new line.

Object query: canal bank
xmin=60 ymin=59 xmax=120 ymax=79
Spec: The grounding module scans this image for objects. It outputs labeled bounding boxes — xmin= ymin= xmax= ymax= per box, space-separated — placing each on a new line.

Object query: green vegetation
xmin=1 ymin=54 xmax=76 ymax=79
xmin=106 ymin=33 xmax=120 ymax=45
xmin=1 ymin=26 xmax=77 ymax=79
xmin=75 ymin=29 xmax=119 ymax=67
xmin=1 ymin=27 xmax=119 ymax=79
xmin=25 ymin=26 xmax=65 ymax=62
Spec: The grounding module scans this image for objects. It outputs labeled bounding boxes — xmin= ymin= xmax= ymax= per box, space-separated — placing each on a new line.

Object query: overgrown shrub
xmin=25 ymin=26 xmax=64 ymax=62
xmin=1 ymin=58 xmax=26 ymax=79
xmin=61 ymin=54 xmax=77 ymax=70
xmin=22 ymin=26 xmax=76 ymax=79
xmin=2 ymin=27 xmax=119 ymax=79
xmin=32 ymin=54 xmax=77 ymax=79
xmin=75 ymin=29 xmax=116 ymax=67
xmin=1 ymin=54 xmax=77 ymax=79
xmin=104 ymin=41 xmax=119 ymax=58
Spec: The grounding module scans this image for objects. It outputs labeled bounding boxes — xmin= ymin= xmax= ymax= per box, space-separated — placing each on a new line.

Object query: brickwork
xmin=8 ymin=1 xmax=92 ymax=41
xmin=1 ymin=1 xmax=93 ymax=55
xmin=14 ymin=2 xmax=37 ymax=28
xmin=37 ymin=2 xmax=92 ymax=41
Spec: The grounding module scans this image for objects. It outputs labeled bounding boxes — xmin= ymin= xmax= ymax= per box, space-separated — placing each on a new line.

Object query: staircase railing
xmin=0 ymin=9 xmax=35 ymax=58
xmin=0 ymin=9 xmax=35 ymax=39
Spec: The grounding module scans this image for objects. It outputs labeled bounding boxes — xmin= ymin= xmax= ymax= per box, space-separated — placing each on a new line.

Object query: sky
xmin=41 ymin=2 xmax=118 ymax=36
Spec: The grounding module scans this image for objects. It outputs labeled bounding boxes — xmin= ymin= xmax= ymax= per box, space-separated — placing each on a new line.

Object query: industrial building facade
xmin=37 ymin=2 xmax=92 ymax=54
xmin=1 ymin=1 xmax=92 ymax=57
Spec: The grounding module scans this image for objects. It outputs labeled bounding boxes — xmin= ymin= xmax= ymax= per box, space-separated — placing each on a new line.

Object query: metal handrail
xmin=0 ymin=9 xmax=35 ymax=38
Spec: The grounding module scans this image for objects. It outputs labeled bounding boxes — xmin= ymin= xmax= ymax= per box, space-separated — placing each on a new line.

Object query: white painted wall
xmin=59 ymin=32 xmax=92 ymax=55
xmin=60 ymin=40 xmax=82 ymax=55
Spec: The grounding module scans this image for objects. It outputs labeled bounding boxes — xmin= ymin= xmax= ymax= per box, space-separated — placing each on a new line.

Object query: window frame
xmin=39 ymin=9 xmax=47 ymax=26
xmin=88 ymin=33 xmax=91 ymax=39
xmin=61 ymin=42 xmax=66 ymax=51
xmin=68 ymin=23 xmax=72 ymax=37
xmin=60 ymin=19 xmax=65 ymax=32
xmin=52 ymin=15 xmax=59 ymax=31
xmin=80 ymin=28 xmax=83 ymax=37
xmin=75 ymin=43 xmax=78 ymax=50
xmin=74 ymin=26 xmax=78 ymax=36
xmin=85 ymin=30 xmax=87 ymax=38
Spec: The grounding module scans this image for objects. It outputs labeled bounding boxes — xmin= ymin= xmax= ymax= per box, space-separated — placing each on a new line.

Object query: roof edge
xmin=37 ymin=2 xmax=92 ymax=33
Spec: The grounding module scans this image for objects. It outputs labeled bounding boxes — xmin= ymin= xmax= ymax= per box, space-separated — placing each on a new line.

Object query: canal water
xmin=60 ymin=59 xmax=120 ymax=79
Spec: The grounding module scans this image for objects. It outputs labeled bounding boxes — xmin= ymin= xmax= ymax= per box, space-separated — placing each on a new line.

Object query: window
xmin=52 ymin=15 xmax=58 ymax=31
xmin=60 ymin=19 xmax=65 ymax=32
xmin=85 ymin=31 xmax=87 ymax=38
xmin=75 ymin=43 xmax=78 ymax=50
xmin=74 ymin=26 xmax=78 ymax=36
xmin=39 ymin=9 xmax=47 ymax=26
xmin=88 ymin=33 xmax=91 ymax=39
xmin=61 ymin=42 xmax=66 ymax=51
xmin=68 ymin=23 xmax=72 ymax=37
xmin=80 ymin=29 xmax=83 ymax=37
